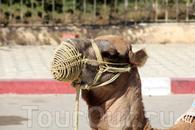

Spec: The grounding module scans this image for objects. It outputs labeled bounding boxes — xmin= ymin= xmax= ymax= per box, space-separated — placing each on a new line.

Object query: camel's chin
xmin=71 ymin=82 xmax=89 ymax=89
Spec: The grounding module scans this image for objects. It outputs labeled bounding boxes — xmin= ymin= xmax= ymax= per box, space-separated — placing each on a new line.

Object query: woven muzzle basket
xmin=50 ymin=41 xmax=83 ymax=82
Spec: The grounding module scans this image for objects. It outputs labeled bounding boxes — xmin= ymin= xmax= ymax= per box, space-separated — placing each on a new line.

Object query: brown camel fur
xmin=63 ymin=35 xmax=195 ymax=130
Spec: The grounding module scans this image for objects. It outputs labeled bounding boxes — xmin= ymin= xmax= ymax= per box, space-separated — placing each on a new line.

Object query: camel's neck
xmin=81 ymin=68 xmax=190 ymax=130
xmin=82 ymin=68 xmax=151 ymax=129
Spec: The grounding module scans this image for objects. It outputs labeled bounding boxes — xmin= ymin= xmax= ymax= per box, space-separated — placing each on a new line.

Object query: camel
xmin=51 ymin=35 xmax=195 ymax=130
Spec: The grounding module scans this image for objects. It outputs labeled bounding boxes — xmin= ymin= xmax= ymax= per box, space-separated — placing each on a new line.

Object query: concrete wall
xmin=0 ymin=24 xmax=195 ymax=46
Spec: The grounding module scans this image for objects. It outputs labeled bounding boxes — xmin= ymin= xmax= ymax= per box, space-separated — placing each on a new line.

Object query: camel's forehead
xmin=95 ymin=35 xmax=131 ymax=54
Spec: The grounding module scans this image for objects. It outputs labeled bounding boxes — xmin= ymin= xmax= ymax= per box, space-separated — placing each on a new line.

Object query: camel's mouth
xmin=50 ymin=41 xmax=83 ymax=82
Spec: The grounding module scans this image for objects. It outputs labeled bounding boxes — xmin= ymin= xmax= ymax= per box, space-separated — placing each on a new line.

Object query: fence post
xmin=63 ymin=0 xmax=65 ymax=25
xmin=0 ymin=0 xmax=1 ymax=25
xmin=155 ymin=0 xmax=158 ymax=22
xmin=84 ymin=0 xmax=86 ymax=24
xmin=21 ymin=0 xmax=23 ymax=24
xmin=104 ymin=0 xmax=107 ymax=9
xmin=31 ymin=0 xmax=34 ymax=26
xmin=135 ymin=0 xmax=137 ymax=24
xmin=165 ymin=0 xmax=168 ymax=23
xmin=94 ymin=0 xmax=96 ymax=24
xmin=135 ymin=0 xmax=137 ymax=10
xmin=186 ymin=0 xmax=189 ymax=22
xmin=52 ymin=0 xmax=55 ymax=26
xmin=104 ymin=0 xmax=107 ymax=22
xmin=42 ymin=0 xmax=44 ymax=24
xmin=124 ymin=0 xmax=128 ymax=25
xmin=145 ymin=0 xmax=147 ymax=9
xmin=10 ymin=0 xmax=12 ymax=24
xmin=109 ymin=0 xmax=114 ymax=25
xmin=145 ymin=0 xmax=147 ymax=18
xmin=176 ymin=0 xmax=179 ymax=22
xmin=73 ymin=0 xmax=75 ymax=24
xmin=114 ymin=0 xmax=117 ymax=21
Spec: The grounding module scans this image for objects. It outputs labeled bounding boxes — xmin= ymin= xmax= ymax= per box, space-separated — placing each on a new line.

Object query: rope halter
xmin=51 ymin=39 xmax=131 ymax=89
xmin=50 ymin=39 xmax=131 ymax=130
xmin=50 ymin=39 xmax=131 ymax=89
xmin=81 ymin=40 xmax=131 ymax=89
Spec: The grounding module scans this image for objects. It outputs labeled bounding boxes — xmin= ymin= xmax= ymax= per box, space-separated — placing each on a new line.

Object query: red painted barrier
xmin=61 ymin=33 xmax=79 ymax=43
xmin=171 ymin=78 xmax=195 ymax=94
xmin=1 ymin=78 xmax=195 ymax=94
xmin=0 ymin=79 xmax=76 ymax=94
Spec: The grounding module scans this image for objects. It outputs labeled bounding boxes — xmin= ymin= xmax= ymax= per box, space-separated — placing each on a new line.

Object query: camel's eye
xmin=102 ymin=52 xmax=112 ymax=58
xmin=102 ymin=51 xmax=119 ymax=59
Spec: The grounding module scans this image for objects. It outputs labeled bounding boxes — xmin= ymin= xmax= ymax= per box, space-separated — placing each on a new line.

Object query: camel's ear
xmin=128 ymin=49 xmax=148 ymax=67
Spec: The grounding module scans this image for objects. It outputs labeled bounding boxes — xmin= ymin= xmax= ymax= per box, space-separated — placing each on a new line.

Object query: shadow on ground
xmin=0 ymin=116 xmax=28 ymax=126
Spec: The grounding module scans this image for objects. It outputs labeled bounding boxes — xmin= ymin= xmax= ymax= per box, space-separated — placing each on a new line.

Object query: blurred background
xmin=0 ymin=0 xmax=195 ymax=26
xmin=0 ymin=0 xmax=195 ymax=46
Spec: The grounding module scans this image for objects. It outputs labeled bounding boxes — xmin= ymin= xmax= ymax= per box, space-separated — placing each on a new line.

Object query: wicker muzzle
xmin=50 ymin=41 xmax=83 ymax=82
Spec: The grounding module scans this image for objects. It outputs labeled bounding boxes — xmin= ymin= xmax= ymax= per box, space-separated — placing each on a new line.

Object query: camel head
xmin=51 ymin=35 xmax=148 ymax=90
xmin=51 ymin=35 xmax=148 ymax=129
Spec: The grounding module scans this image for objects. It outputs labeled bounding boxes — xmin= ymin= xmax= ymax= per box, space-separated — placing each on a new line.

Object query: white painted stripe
xmin=141 ymin=78 xmax=171 ymax=95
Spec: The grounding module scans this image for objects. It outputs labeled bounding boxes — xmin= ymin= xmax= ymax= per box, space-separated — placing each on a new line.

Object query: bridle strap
xmin=87 ymin=40 xmax=104 ymax=87
xmin=91 ymin=40 xmax=103 ymax=63
xmin=86 ymin=40 xmax=131 ymax=89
